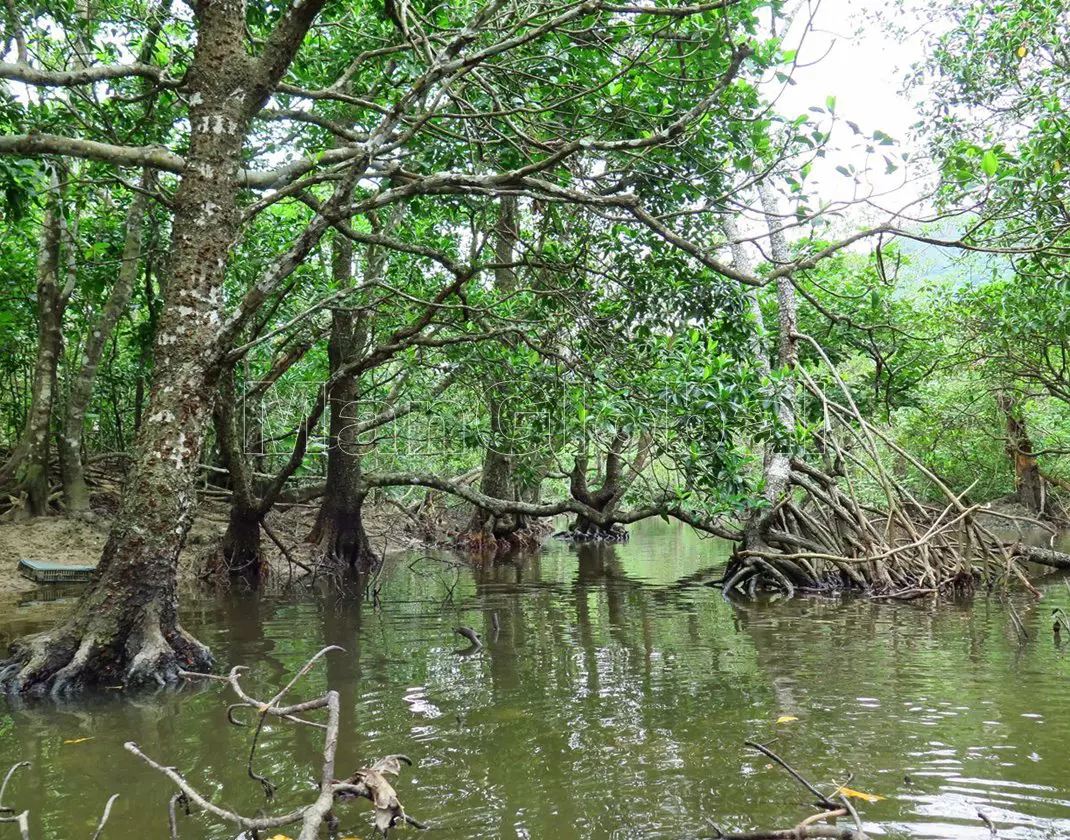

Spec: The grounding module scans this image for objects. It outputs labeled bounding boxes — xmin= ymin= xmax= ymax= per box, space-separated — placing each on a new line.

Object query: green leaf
xmin=981 ymin=150 xmax=999 ymax=177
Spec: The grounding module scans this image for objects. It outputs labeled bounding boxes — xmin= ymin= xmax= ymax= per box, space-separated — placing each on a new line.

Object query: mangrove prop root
xmin=720 ymin=342 xmax=1060 ymax=599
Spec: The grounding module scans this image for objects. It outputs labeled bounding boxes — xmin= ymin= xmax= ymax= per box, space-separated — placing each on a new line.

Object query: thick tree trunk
xmin=0 ymin=1 xmax=261 ymax=693
xmin=59 ymin=176 xmax=148 ymax=515
xmin=557 ymin=430 xmax=650 ymax=542
xmin=221 ymin=502 xmax=264 ymax=581
xmin=311 ymin=233 xmax=377 ymax=573
xmin=465 ymin=397 xmax=521 ymax=537
xmin=997 ymin=392 xmax=1044 ymax=513
xmin=0 ymin=172 xmax=65 ymax=517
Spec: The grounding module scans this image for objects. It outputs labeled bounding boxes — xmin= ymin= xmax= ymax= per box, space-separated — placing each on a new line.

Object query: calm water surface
xmin=2 ymin=521 xmax=1070 ymax=839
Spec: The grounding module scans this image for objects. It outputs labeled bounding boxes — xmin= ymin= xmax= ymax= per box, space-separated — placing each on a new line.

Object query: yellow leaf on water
xmin=775 ymin=715 xmax=798 ymax=724
xmin=1016 ymin=45 xmax=1028 ymax=58
xmin=837 ymin=786 xmax=886 ymax=802
xmin=62 ymin=737 xmax=94 ymax=745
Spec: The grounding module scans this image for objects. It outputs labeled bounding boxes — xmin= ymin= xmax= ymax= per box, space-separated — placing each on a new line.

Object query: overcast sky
xmin=770 ymin=0 xmax=938 ymax=220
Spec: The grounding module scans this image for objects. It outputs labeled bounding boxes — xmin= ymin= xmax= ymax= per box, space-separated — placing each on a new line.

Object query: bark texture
xmin=1 ymin=0 xmax=326 ymax=692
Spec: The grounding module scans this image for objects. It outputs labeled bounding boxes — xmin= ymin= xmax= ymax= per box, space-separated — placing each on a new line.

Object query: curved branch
xmin=0 ymin=60 xmax=174 ymax=87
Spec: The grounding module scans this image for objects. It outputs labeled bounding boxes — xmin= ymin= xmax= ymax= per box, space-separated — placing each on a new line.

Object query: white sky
xmin=767 ymin=0 xmax=938 ymax=222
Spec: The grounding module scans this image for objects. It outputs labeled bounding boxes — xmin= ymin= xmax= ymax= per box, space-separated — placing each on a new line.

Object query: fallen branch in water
xmin=124 ymin=645 xmax=426 ymax=838
xmin=744 ymin=740 xmax=839 ymax=810
xmin=710 ymin=741 xmax=872 ymax=840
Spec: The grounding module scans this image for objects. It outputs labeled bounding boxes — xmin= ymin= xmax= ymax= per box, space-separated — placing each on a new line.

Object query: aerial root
xmin=724 ymin=448 xmax=1036 ymax=599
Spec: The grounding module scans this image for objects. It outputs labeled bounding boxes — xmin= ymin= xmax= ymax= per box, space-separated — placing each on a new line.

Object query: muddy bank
xmin=0 ymin=498 xmax=428 ymax=597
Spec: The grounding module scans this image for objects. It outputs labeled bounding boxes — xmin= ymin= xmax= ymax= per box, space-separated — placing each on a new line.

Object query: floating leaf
xmin=63 ymin=737 xmax=94 ymax=745
xmin=775 ymin=715 xmax=798 ymax=724
xmin=837 ymin=786 xmax=886 ymax=802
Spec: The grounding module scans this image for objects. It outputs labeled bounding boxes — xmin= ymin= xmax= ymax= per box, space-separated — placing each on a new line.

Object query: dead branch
xmin=129 ymin=646 xmax=426 ymax=838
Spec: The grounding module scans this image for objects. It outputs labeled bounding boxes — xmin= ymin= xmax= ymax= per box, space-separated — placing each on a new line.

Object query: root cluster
xmin=723 ymin=361 xmax=1047 ymax=599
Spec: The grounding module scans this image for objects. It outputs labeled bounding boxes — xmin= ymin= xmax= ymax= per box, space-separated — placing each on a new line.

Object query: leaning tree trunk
xmin=0 ymin=2 xmax=264 ymax=694
xmin=996 ymin=392 xmax=1044 ymax=513
xmin=59 ymin=175 xmax=148 ymax=516
xmin=310 ymin=232 xmax=376 ymax=573
xmin=0 ymin=172 xmax=66 ymax=517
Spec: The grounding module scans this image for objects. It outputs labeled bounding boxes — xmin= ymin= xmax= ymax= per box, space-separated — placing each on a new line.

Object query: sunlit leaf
xmin=981 ymin=150 xmax=999 ymax=176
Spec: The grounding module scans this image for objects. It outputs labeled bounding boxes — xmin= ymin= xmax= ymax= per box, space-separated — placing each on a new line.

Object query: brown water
xmin=2 ymin=521 xmax=1070 ymax=839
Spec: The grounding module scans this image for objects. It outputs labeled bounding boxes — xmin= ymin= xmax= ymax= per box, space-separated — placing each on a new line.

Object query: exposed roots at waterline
xmin=722 ymin=360 xmax=1057 ymax=600
xmin=719 ymin=456 xmax=1024 ymax=599
xmin=452 ymin=519 xmax=552 ymax=556
xmin=0 ymin=610 xmax=213 ymax=696
xmin=552 ymin=521 xmax=630 ymax=543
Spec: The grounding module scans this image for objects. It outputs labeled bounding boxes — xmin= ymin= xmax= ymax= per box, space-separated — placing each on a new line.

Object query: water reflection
xmin=1 ymin=521 xmax=1069 ymax=839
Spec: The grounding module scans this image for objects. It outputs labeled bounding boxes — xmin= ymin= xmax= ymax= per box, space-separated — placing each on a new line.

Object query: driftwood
xmin=124 ymin=646 xmax=426 ymax=839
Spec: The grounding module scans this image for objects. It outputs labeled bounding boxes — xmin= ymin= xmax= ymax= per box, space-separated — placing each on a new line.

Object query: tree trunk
xmin=311 ymin=232 xmax=377 ymax=573
xmin=221 ymin=502 xmax=264 ymax=581
xmin=738 ymin=186 xmax=797 ymax=555
xmin=997 ymin=392 xmax=1044 ymax=513
xmin=465 ymin=395 xmax=521 ymax=537
xmin=59 ymin=175 xmax=148 ymax=516
xmin=0 ymin=1 xmax=260 ymax=694
xmin=215 ymin=366 xmax=266 ymax=583
xmin=559 ymin=429 xmax=650 ymax=542
xmin=0 ymin=171 xmax=65 ymax=517
xmin=463 ymin=197 xmax=533 ymax=545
